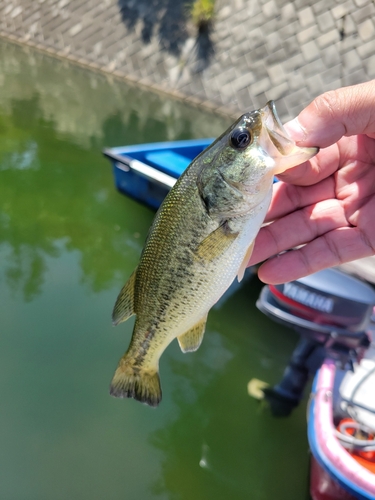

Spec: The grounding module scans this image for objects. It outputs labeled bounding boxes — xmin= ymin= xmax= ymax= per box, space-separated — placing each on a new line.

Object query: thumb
xmin=284 ymin=80 xmax=375 ymax=148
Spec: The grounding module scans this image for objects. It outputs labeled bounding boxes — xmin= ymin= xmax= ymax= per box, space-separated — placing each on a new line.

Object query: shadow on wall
xmin=118 ymin=0 xmax=214 ymax=71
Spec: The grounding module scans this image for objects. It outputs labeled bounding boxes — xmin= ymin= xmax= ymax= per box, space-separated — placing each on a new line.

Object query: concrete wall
xmin=0 ymin=0 xmax=374 ymax=120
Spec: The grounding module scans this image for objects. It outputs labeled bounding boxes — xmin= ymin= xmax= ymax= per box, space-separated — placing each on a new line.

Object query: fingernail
xmin=284 ymin=117 xmax=307 ymax=143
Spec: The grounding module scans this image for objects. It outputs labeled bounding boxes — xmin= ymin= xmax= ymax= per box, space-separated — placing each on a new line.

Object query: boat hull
xmin=308 ymin=359 xmax=375 ymax=500
xmin=103 ymin=139 xmax=213 ymax=209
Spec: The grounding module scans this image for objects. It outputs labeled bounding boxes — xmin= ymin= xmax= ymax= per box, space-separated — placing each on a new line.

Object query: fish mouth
xmin=261 ymin=101 xmax=318 ymax=174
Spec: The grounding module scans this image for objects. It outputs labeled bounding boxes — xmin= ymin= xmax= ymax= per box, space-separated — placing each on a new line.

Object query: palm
xmin=250 ymin=134 xmax=375 ymax=283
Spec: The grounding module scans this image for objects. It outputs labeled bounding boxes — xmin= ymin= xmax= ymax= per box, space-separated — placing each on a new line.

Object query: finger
xmin=284 ymin=80 xmax=375 ymax=149
xmin=276 ymin=141 xmax=340 ymax=185
xmin=250 ymin=198 xmax=349 ymax=266
xmin=265 ymin=177 xmax=335 ymax=222
xmin=256 ymin=226 xmax=375 ymax=284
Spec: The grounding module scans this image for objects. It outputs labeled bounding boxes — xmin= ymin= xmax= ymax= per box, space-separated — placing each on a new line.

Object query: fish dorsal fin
xmin=196 ymin=223 xmax=238 ymax=263
xmin=177 ymin=315 xmax=208 ymax=353
xmin=112 ymin=269 xmax=137 ymax=326
xmin=237 ymin=241 xmax=255 ymax=282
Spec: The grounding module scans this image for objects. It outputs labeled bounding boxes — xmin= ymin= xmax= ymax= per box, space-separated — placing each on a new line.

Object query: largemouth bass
xmin=110 ymin=101 xmax=318 ymax=407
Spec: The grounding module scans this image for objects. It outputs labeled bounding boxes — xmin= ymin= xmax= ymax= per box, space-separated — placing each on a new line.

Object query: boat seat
xmin=145 ymin=151 xmax=191 ymax=177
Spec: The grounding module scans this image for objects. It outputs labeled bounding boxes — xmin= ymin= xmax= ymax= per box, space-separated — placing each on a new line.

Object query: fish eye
xmin=230 ymin=127 xmax=252 ymax=149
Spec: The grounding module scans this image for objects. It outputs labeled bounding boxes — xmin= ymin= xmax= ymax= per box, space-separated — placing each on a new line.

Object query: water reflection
xmin=0 ymin=41 xmax=229 ymax=150
xmin=0 ymin=41 xmax=230 ymax=301
xmin=0 ymin=39 xmax=309 ymax=500
xmin=149 ymin=278 xmax=310 ymax=500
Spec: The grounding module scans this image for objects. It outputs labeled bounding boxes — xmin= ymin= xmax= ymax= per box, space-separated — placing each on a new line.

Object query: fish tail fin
xmin=109 ymin=358 xmax=162 ymax=407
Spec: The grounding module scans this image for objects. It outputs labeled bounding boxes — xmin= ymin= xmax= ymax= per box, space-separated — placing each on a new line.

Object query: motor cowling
xmin=255 ymin=268 xmax=375 ymax=416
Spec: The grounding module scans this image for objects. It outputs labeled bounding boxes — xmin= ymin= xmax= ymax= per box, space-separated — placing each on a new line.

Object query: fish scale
xmin=109 ymin=101 xmax=318 ymax=407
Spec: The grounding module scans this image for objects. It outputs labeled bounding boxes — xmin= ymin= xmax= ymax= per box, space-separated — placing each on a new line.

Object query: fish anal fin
xmin=196 ymin=223 xmax=238 ymax=263
xmin=177 ymin=316 xmax=207 ymax=353
xmin=237 ymin=241 xmax=255 ymax=282
xmin=112 ymin=269 xmax=137 ymax=326
xmin=110 ymin=360 xmax=161 ymax=407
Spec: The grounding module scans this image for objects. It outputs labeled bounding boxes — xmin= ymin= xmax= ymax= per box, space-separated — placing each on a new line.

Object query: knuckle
xmin=313 ymin=90 xmax=340 ymax=121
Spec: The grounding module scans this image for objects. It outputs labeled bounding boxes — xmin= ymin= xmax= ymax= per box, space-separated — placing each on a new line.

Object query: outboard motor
xmin=256 ymin=267 xmax=375 ymax=416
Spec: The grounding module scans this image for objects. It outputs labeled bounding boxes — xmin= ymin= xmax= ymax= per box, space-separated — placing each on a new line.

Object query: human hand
xmin=249 ymin=80 xmax=375 ymax=284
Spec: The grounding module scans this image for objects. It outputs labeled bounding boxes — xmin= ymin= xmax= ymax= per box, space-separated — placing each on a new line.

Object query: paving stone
xmin=232 ymin=71 xmax=255 ymax=91
xmin=358 ymin=19 xmax=375 ymax=42
xmin=297 ymin=25 xmax=318 ymax=44
xmin=250 ymin=76 xmax=271 ymax=96
xmin=280 ymin=3 xmax=296 ymax=21
xmin=267 ymin=80 xmax=288 ymax=99
xmin=316 ymin=28 xmax=340 ymax=48
xmin=331 ymin=4 xmax=349 ymax=19
xmin=260 ymin=17 xmax=278 ymax=35
xmin=298 ymin=6 xmax=315 ymax=27
xmin=365 ymin=54 xmax=375 ymax=77
xmin=344 ymin=68 xmax=369 ymax=85
xmin=317 ymin=11 xmax=335 ymax=33
xmin=287 ymin=70 xmax=305 ymax=90
xmin=262 ymin=0 xmax=278 ymax=18
xmin=265 ymin=32 xmax=281 ymax=52
xmin=338 ymin=34 xmax=361 ymax=54
xmin=351 ymin=4 xmax=375 ymax=24
xmin=305 ymin=73 xmax=324 ymax=95
xmin=340 ymin=14 xmax=357 ymax=36
xmin=267 ymin=63 xmax=286 ymax=85
xmin=302 ymin=58 xmax=326 ymax=77
xmin=354 ymin=0 xmax=372 ymax=6
xmin=321 ymin=45 xmax=341 ymax=67
xmin=252 ymin=90 xmax=268 ymax=109
xmin=248 ymin=60 xmax=268 ymax=80
xmin=232 ymin=23 xmax=248 ymax=44
xmin=356 ymin=39 xmax=375 ymax=59
xmin=343 ymin=48 xmax=363 ymax=72
xmin=1 ymin=0 xmax=375 ymax=119
xmin=321 ymin=64 xmax=342 ymax=84
xmin=278 ymin=21 xmax=299 ymax=39
xmin=246 ymin=44 xmax=268 ymax=64
xmin=234 ymin=54 xmax=253 ymax=75
xmin=272 ymin=97 xmax=290 ymax=121
xmin=282 ymin=36 xmax=300 ymax=58
xmin=301 ymin=40 xmax=320 ymax=62
xmin=312 ymin=0 xmax=330 ymax=15
xmin=284 ymin=87 xmax=310 ymax=109
xmin=266 ymin=48 xmax=287 ymax=65
xmin=321 ymin=78 xmax=342 ymax=92
xmin=284 ymin=53 xmax=305 ymax=72
xmin=235 ymin=87 xmax=253 ymax=109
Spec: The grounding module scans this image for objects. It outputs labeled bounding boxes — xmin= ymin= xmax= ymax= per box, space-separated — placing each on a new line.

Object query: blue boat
xmin=103 ymin=139 xmax=214 ymax=209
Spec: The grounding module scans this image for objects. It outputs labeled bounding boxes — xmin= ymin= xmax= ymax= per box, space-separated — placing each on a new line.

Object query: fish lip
xmin=261 ymin=100 xmax=297 ymax=155
xmin=261 ymin=101 xmax=318 ymax=168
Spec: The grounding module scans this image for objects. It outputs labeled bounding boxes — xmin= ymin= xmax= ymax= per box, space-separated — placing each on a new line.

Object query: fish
xmin=109 ymin=101 xmax=318 ymax=407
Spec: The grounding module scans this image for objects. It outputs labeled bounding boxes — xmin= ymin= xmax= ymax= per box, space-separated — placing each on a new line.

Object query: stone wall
xmin=0 ymin=0 xmax=374 ymax=120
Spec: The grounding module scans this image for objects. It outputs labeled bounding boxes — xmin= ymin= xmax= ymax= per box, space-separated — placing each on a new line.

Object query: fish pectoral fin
xmin=177 ymin=315 xmax=208 ymax=353
xmin=110 ymin=359 xmax=162 ymax=407
xmin=112 ymin=269 xmax=137 ymax=326
xmin=196 ymin=223 xmax=238 ymax=263
xmin=237 ymin=241 xmax=255 ymax=282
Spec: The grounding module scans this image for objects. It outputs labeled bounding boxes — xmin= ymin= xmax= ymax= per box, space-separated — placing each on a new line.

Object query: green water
xmin=0 ymin=40 xmax=310 ymax=500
